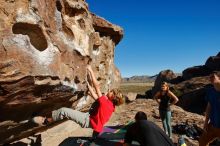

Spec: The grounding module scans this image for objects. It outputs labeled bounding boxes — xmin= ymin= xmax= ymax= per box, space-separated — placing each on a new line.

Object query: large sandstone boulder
xmin=182 ymin=65 xmax=211 ymax=80
xmin=175 ymin=52 xmax=220 ymax=113
xmin=0 ymin=0 xmax=123 ymax=144
xmin=182 ymin=52 xmax=220 ymax=80
xmin=173 ymin=76 xmax=211 ymax=114
xmin=205 ymin=52 xmax=220 ymax=71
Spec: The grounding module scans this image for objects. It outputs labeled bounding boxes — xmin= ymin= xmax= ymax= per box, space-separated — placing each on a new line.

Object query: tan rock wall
xmin=0 ymin=0 xmax=123 ymax=144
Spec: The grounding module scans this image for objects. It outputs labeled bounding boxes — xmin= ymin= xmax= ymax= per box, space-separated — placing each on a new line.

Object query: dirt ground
xmin=10 ymin=99 xmax=204 ymax=146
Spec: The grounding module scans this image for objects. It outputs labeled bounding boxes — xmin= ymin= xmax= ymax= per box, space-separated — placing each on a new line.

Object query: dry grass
xmin=119 ymin=82 xmax=154 ymax=94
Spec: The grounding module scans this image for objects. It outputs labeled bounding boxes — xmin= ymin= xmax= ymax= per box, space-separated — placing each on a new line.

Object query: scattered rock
xmin=125 ymin=92 xmax=137 ymax=102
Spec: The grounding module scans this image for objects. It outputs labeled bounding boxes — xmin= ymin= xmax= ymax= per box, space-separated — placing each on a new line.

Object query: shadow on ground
xmin=59 ymin=137 xmax=120 ymax=146
xmin=3 ymin=134 xmax=42 ymax=146
xmin=59 ymin=124 xmax=138 ymax=146
xmin=59 ymin=137 xmax=140 ymax=146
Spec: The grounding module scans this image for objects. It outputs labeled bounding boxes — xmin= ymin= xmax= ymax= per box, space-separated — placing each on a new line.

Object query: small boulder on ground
xmin=125 ymin=92 xmax=137 ymax=102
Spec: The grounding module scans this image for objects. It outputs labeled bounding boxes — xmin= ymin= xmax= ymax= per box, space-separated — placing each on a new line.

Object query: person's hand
xmin=87 ymin=65 xmax=92 ymax=72
xmin=86 ymin=68 xmax=92 ymax=84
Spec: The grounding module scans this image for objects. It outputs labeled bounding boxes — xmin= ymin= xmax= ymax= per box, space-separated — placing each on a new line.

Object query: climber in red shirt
xmin=32 ymin=65 xmax=124 ymax=138
xmin=87 ymin=65 xmax=124 ymax=134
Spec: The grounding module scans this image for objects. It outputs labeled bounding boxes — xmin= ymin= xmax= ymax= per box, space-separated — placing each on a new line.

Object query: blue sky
xmin=86 ymin=0 xmax=220 ymax=77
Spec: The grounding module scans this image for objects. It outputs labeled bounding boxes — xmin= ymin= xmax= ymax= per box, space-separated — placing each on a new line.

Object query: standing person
xmin=154 ymin=82 xmax=179 ymax=138
xmin=123 ymin=111 xmax=175 ymax=146
xmin=32 ymin=65 xmax=124 ymax=137
xmin=199 ymin=72 xmax=220 ymax=146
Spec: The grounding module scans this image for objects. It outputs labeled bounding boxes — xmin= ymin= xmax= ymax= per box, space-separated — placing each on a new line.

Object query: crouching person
xmin=123 ymin=111 xmax=175 ymax=146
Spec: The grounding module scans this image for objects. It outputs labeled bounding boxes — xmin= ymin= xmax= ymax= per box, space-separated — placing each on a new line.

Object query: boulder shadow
xmin=59 ymin=136 xmax=140 ymax=146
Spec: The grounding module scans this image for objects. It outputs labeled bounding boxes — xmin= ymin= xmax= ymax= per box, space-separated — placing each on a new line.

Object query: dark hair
xmin=135 ymin=111 xmax=147 ymax=121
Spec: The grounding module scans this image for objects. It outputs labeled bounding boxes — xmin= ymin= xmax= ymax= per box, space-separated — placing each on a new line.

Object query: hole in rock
xmin=63 ymin=25 xmax=75 ymax=40
xmin=78 ymin=18 xmax=86 ymax=29
xmin=74 ymin=76 xmax=80 ymax=84
xmin=64 ymin=1 xmax=86 ymax=17
xmin=97 ymin=77 xmax=101 ymax=81
xmin=12 ymin=22 xmax=48 ymax=51
xmin=56 ymin=0 xmax=62 ymax=12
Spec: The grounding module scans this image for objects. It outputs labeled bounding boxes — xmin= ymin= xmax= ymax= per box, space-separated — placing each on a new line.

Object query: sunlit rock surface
xmin=0 ymin=0 xmax=123 ymax=144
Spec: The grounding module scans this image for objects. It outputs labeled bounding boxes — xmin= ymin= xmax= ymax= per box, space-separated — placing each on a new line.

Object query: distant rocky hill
xmin=122 ymin=75 xmax=157 ymax=83
xmin=122 ymin=73 xmax=181 ymax=83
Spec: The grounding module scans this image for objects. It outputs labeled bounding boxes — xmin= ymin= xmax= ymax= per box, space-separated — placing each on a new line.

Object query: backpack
xmin=173 ymin=122 xmax=202 ymax=140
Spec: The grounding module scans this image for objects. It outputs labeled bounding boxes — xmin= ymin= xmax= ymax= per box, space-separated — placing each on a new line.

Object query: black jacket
xmin=124 ymin=120 xmax=175 ymax=146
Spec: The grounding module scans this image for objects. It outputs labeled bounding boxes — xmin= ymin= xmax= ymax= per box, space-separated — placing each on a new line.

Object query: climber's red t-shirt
xmin=89 ymin=95 xmax=115 ymax=132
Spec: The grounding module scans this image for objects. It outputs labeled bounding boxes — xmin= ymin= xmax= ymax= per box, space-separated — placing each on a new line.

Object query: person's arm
xmin=87 ymin=82 xmax=99 ymax=100
xmin=87 ymin=65 xmax=102 ymax=98
xmin=203 ymin=102 xmax=211 ymax=132
xmin=154 ymin=91 xmax=161 ymax=104
xmin=167 ymin=90 xmax=179 ymax=105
